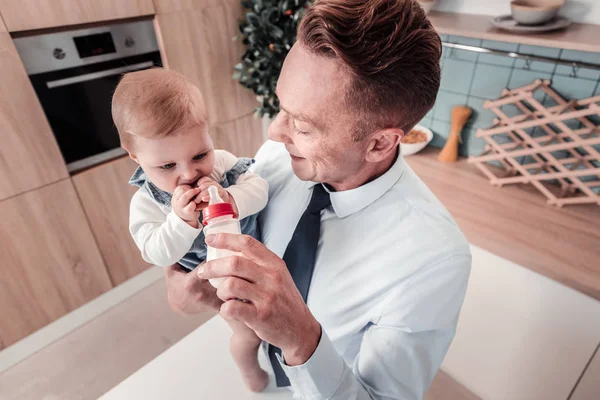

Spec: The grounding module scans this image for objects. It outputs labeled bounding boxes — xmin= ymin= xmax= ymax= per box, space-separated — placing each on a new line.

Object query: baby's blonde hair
xmin=112 ymin=68 xmax=208 ymax=150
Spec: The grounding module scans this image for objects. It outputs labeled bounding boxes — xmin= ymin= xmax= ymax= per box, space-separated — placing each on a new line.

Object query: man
xmin=165 ymin=0 xmax=471 ymax=398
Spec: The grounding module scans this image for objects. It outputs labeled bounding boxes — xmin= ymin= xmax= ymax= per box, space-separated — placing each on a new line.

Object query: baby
xmin=112 ymin=68 xmax=270 ymax=392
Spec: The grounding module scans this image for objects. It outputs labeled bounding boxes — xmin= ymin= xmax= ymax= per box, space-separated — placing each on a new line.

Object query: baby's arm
xmin=225 ymin=171 xmax=269 ymax=220
xmin=129 ymin=189 xmax=202 ymax=267
xmin=213 ymin=150 xmax=269 ymax=220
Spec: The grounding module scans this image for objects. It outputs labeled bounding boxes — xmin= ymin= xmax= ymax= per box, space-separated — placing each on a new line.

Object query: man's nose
xmin=268 ymin=112 xmax=293 ymax=145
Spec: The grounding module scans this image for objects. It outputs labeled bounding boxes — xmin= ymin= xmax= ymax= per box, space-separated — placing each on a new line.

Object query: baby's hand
xmin=195 ymin=177 xmax=238 ymax=216
xmin=172 ymin=185 xmax=202 ymax=228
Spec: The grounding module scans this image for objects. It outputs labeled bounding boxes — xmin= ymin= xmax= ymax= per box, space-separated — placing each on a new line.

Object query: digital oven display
xmin=73 ymin=32 xmax=117 ymax=58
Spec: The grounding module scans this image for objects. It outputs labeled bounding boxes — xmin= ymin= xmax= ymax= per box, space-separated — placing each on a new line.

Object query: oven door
xmin=28 ymin=52 xmax=162 ymax=173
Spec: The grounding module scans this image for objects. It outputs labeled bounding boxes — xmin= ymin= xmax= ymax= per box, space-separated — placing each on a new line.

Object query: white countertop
xmin=100 ymin=246 xmax=600 ymax=400
xmin=100 ymin=316 xmax=293 ymax=399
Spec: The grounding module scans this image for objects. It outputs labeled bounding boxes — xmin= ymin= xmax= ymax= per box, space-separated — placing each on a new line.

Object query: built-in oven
xmin=14 ymin=19 xmax=162 ymax=174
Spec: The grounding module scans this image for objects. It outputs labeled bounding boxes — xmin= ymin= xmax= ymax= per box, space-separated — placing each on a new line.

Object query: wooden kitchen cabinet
xmin=211 ymin=113 xmax=264 ymax=157
xmin=155 ymin=1 xmax=258 ymax=125
xmin=0 ymin=179 xmax=112 ymax=350
xmin=153 ymin=0 xmax=237 ymax=14
xmin=72 ymin=156 xmax=152 ymax=286
xmin=0 ymin=0 xmax=155 ymax=32
xmin=0 ymin=26 xmax=68 ymax=201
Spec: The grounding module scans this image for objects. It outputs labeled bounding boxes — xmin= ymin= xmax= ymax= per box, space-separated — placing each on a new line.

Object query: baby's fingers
xmin=173 ymin=184 xmax=193 ymax=200
xmin=178 ymin=187 xmax=201 ymax=206
xmin=196 ymin=176 xmax=213 ymax=188
xmin=196 ymin=188 xmax=211 ymax=204
xmin=183 ymin=201 xmax=198 ymax=215
xmin=195 ymin=201 xmax=209 ymax=211
xmin=197 ymin=181 xmax=218 ymax=194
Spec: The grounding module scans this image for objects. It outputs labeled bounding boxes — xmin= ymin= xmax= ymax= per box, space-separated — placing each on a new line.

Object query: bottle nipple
xmin=208 ymin=186 xmax=224 ymax=205
xmin=202 ymin=185 xmax=236 ymax=224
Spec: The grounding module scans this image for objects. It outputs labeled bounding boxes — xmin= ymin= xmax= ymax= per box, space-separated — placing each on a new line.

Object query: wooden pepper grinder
xmin=438 ymin=105 xmax=473 ymax=163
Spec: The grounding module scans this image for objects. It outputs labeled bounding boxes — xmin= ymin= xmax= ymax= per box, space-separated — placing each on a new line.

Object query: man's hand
xmin=198 ymin=233 xmax=322 ymax=366
xmin=195 ymin=177 xmax=239 ymax=217
xmin=165 ymin=263 xmax=223 ymax=315
xmin=172 ymin=185 xmax=201 ymax=228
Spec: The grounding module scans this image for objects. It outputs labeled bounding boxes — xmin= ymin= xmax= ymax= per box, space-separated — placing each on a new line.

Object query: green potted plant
xmin=233 ymin=0 xmax=310 ymax=118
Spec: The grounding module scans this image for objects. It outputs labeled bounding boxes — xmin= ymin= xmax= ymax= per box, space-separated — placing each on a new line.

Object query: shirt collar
xmin=310 ymin=148 xmax=405 ymax=218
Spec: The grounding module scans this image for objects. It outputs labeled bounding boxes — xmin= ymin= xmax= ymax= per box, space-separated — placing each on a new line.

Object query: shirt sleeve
xmin=279 ymin=253 xmax=472 ymax=400
xmin=212 ymin=149 xmax=239 ymax=175
xmin=213 ymin=149 xmax=269 ymax=220
xmin=225 ymin=172 xmax=269 ymax=220
xmin=129 ymin=189 xmax=203 ymax=267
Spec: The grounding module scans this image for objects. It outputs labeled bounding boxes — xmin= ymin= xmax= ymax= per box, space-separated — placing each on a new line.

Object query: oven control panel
xmin=14 ymin=19 xmax=159 ymax=75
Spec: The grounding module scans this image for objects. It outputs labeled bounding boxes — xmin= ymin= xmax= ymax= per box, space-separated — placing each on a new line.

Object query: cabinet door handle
xmin=46 ymin=61 xmax=154 ymax=89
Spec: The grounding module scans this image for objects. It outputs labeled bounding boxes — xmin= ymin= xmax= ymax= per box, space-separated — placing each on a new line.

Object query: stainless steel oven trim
xmin=67 ymin=147 xmax=128 ymax=174
xmin=14 ymin=19 xmax=159 ymax=75
xmin=46 ymin=61 xmax=154 ymax=88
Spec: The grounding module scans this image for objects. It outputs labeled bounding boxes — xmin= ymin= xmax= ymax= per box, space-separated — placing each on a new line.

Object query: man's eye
xmin=193 ymin=153 xmax=206 ymax=161
xmin=294 ymin=127 xmax=309 ymax=135
xmin=159 ymin=163 xmax=175 ymax=170
xmin=293 ymin=120 xmax=310 ymax=135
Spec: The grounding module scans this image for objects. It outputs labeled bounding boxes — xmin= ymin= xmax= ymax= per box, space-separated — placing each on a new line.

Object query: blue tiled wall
xmin=422 ymin=35 xmax=600 ymax=157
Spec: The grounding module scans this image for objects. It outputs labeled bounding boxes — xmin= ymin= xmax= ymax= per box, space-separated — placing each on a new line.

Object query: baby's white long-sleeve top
xmin=129 ymin=150 xmax=268 ymax=267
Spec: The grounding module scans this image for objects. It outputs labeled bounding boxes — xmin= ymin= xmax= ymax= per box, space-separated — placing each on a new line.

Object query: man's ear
xmin=365 ymin=128 xmax=403 ymax=163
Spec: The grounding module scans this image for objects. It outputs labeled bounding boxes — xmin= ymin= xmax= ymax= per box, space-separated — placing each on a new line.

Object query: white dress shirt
xmin=252 ymin=140 xmax=472 ymax=400
xmin=129 ymin=150 xmax=268 ymax=267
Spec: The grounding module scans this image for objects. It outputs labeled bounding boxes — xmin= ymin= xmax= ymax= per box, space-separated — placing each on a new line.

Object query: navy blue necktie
xmin=268 ymin=184 xmax=331 ymax=387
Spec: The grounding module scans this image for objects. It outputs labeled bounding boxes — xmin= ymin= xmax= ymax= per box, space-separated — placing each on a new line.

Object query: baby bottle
xmin=202 ymin=186 xmax=242 ymax=288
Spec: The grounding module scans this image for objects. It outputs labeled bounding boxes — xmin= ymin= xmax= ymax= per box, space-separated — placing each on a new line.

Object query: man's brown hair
xmin=297 ymin=0 xmax=441 ymax=139
xmin=112 ymin=68 xmax=208 ymax=150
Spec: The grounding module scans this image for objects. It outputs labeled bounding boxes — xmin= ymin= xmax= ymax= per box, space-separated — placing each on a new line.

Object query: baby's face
xmin=131 ymin=124 xmax=215 ymax=194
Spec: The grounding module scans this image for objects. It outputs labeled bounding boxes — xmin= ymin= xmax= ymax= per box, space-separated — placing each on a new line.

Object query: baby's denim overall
xmin=129 ymin=158 xmax=259 ymax=271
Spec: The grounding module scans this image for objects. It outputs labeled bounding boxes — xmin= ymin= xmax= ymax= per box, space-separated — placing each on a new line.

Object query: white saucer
xmin=490 ymin=15 xmax=571 ymax=33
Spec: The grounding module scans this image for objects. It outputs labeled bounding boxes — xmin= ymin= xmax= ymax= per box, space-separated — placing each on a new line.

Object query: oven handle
xmin=46 ymin=61 xmax=155 ymax=89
